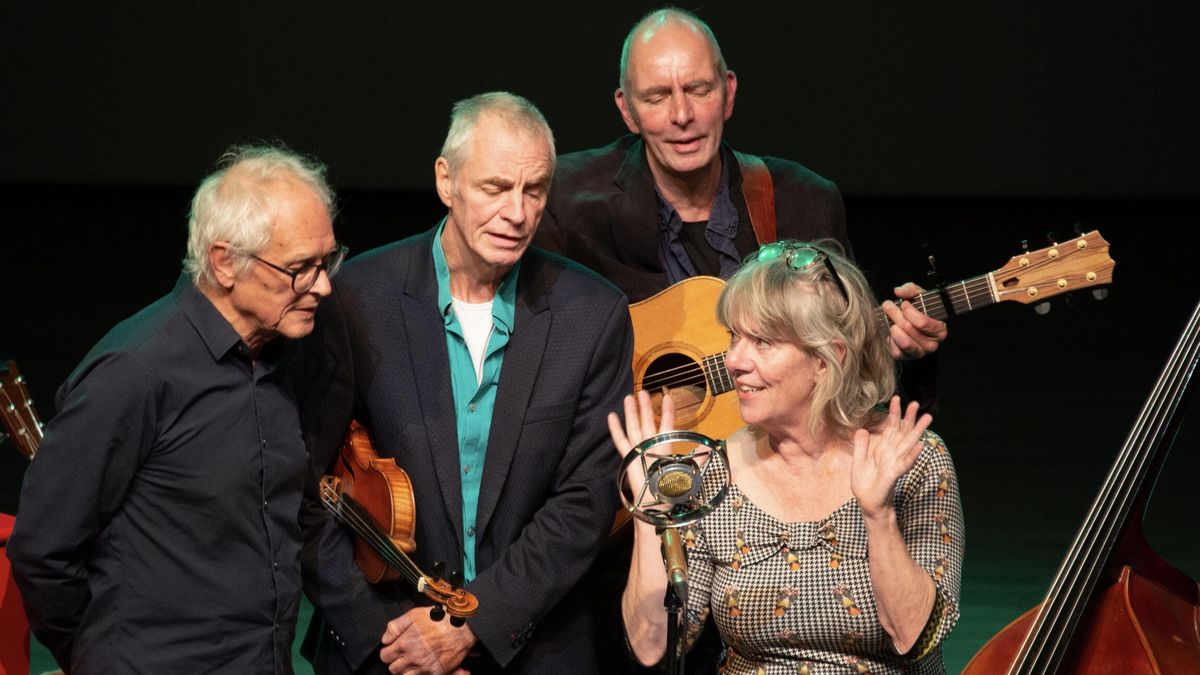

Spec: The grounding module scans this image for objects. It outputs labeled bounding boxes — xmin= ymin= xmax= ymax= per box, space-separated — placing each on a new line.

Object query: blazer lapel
xmin=612 ymin=137 xmax=668 ymax=275
xmin=400 ymin=238 xmax=465 ymax=547
xmin=474 ymin=257 xmax=551 ymax=539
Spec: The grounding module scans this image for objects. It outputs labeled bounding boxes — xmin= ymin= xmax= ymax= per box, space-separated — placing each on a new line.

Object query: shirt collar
xmin=432 ymin=218 xmax=520 ymax=333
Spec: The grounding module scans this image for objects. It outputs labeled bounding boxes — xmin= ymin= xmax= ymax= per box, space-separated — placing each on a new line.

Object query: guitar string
xmin=638 ymin=267 xmax=1063 ymax=392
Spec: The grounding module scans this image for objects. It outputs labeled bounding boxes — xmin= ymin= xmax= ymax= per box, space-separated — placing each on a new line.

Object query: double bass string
xmin=1016 ymin=301 xmax=1200 ymax=672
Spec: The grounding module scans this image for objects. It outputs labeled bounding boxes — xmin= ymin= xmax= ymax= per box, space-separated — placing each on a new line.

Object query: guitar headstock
xmin=0 ymin=360 xmax=43 ymax=460
xmin=991 ymin=231 xmax=1115 ymax=305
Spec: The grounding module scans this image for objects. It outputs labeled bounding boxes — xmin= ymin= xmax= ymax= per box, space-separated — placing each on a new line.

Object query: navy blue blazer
xmin=298 ymin=227 xmax=633 ymax=674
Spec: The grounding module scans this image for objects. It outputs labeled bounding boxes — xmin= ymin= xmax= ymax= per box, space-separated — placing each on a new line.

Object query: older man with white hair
xmin=9 ymin=145 xmax=342 ymax=674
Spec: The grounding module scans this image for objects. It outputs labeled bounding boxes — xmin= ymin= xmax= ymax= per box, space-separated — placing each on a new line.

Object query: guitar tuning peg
xmin=1073 ymin=222 xmax=1086 ymax=236
xmin=449 ymin=569 xmax=464 ymax=588
xmin=1045 ymin=231 xmax=1058 ymax=245
xmin=1020 ymin=239 xmax=1030 ymax=253
xmin=432 ymin=560 xmax=445 ymax=578
xmin=1063 ymin=293 xmax=1077 ymax=309
xmin=450 ymin=616 xmax=466 ymax=627
xmin=1092 ymin=288 xmax=1109 ymax=301
xmin=429 ymin=605 xmax=446 ymax=622
xmin=1034 ymin=301 xmax=1052 ymax=315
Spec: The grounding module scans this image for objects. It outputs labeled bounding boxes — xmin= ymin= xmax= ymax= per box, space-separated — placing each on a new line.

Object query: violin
xmin=319 ymin=421 xmax=479 ymax=625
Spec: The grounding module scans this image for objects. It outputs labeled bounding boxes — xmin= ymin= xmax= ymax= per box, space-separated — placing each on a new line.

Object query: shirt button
xmin=273 ymin=561 xmax=279 ymax=569
xmin=468 ymin=403 xmax=477 ymax=412
xmin=467 ymin=527 xmax=476 ymax=537
xmin=463 ymin=465 xmax=471 ymax=474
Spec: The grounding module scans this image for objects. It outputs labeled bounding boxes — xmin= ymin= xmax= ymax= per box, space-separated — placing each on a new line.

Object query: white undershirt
xmin=451 ymin=297 xmax=495 ymax=385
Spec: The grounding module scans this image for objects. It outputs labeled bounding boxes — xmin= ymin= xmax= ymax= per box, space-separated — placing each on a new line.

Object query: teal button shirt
xmin=432 ymin=220 xmax=520 ymax=581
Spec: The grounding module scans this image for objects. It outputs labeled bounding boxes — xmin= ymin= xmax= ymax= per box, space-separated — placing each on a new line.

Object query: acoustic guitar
xmin=631 ymin=230 xmax=1115 ymax=438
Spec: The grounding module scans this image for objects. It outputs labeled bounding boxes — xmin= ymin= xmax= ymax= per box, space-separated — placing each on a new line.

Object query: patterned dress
xmin=682 ymin=431 xmax=964 ymax=674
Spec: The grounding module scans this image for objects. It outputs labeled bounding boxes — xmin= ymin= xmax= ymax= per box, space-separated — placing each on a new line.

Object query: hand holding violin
xmin=380 ymin=607 xmax=475 ymax=675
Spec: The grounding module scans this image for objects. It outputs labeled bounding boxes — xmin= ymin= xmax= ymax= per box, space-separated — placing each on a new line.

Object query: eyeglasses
xmin=753 ymin=242 xmax=850 ymax=303
xmin=251 ymin=244 xmax=349 ymax=293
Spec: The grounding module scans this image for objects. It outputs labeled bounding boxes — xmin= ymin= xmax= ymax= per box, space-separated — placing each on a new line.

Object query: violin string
xmin=334 ymin=495 xmax=426 ymax=585
xmin=320 ymin=486 xmax=425 ymax=586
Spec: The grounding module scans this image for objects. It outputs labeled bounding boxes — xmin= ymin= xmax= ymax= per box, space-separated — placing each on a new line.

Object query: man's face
xmin=436 ymin=113 xmax=553 ymax=279
xmin=616 ymin=23 xmax=737 ymax=181
xmin=227 ymin=179 xmax=336 ymax=349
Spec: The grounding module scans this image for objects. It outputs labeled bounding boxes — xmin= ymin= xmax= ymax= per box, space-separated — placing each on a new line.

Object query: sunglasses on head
xmin=753 ymin=242 xmax=850 ymax=302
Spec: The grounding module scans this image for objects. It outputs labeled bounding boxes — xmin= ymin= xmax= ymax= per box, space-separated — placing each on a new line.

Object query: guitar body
xmin=629 ymin=276 xmax=744 ymax=440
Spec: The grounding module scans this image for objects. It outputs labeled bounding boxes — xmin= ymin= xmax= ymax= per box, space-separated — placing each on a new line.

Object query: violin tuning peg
xmin=449 ymin=570 xmax=464 ymax=587
xmin=450 ymin=616 xmax=466 ymax=628
xmin=1092 ymin=288 xmax=1109 ymax=301
xmin=1034 ymin=301 xmax=1052 ymax=316
xmin=429 ymin=605 xmax=446 ymax=622
xmin=432 ymin=560 xmax=445 ymax=578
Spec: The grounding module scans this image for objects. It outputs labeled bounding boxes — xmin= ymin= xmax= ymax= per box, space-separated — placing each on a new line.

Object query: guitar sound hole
xmin=640 ymin=353 xmax=706 ymax=420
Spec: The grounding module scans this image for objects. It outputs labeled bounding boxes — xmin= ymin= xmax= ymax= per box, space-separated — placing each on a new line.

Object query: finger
xmin=636 ymin=389 xmax=657 ymax=439
xmin=623 ymin=393 xmax=642 ymax=444
xmin=659 ymin=386 xmax=676 ymax=431
xmin=608 ymin=412 xmax=631 ymax=456
xmin=899 ymin=302 xmax=947 ymax=347
xmin=893 ymin=282 xmax=925 ymax=300
xmin=852 ymin=428 xmax=870 ymax=466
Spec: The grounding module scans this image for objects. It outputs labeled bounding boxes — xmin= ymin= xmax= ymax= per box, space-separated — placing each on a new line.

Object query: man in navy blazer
xmin=299 ymin=92 xmax=633 ymax=674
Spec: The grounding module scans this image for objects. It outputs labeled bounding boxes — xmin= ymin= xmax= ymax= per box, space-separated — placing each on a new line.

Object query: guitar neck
xmin=1 ymin=360 xmax=44 ymax=459
xmin=873 ymin=274 xmax=997 ymax=329
xmin=701 ymin=274 xmax=997 ymax=395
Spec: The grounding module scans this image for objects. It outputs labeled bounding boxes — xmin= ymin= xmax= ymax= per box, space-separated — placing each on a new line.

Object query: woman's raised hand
xmin=608 ymin=389 xmax=675 ymax=489
xmin=851 ymin=396 xmax=931 ymax=518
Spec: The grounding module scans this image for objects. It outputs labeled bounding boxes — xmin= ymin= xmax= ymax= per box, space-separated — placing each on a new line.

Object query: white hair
xmin=184 ymin=145 xmax=333 ymax=287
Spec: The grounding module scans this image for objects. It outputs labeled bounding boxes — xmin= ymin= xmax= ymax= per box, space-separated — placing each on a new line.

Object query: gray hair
xmin=439 ymin=92 xmax=556 ymax=178
xmin=184 ymin=145 xmax=334 ymax=288
xmin=717 ymin=241 xmax=896 ymax=440
xmin=618 ymin=7 xmax=728 ymax=93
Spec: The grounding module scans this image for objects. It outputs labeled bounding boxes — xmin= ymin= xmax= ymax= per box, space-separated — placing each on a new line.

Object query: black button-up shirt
xmin=8 ymin=275 xmax=306 ymax=674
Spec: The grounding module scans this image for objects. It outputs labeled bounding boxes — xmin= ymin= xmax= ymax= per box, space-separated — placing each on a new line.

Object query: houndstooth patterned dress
xmin=681 ymin=431 xmax=964 ymax=675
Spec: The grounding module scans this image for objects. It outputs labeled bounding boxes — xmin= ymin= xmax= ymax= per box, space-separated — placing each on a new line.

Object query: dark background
xmin=2 ymin=3 xmax=1198 ymax=672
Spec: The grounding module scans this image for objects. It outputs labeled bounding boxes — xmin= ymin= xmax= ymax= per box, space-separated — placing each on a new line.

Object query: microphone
xmin=647 ymin=456 xmax=702 ymax=506
xmin=618 ymin=430 xmax=728 ymax=529
xmin=660 ymin=526 xmax=688 ymax=606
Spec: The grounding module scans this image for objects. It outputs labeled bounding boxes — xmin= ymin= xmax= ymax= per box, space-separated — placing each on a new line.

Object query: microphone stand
xmin=659 ymin=527 xmax=688 ymax=675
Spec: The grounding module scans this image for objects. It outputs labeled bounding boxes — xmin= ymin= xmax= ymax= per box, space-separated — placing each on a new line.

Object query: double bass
xmin=964 ymin=300 xmax=1200 ymax=673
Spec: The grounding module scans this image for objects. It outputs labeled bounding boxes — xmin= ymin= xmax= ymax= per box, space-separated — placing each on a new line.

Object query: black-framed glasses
xmin=251 ymin=244 xmax=349 ymax=293
xmin=753 ymin=241 xmax=850 ymax=303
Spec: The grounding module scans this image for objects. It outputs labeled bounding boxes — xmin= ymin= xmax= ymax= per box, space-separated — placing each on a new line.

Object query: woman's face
xmin=725 ymin=328 xmax=825 ymax=434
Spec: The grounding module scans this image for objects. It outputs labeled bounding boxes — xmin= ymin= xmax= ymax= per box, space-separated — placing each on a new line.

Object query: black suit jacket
xmin=298 ymin=227 xmax=633 ymax=674
xmin=535 ymin=134 xmax=850 ymax=303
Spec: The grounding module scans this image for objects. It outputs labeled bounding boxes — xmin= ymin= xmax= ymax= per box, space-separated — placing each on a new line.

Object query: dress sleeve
xmin=895 ymin=430 xmax=964 ymax=660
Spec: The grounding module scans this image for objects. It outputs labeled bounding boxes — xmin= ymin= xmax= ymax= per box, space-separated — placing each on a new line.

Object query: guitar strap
xmin=733 ymin=150 xmax=776 ymax=245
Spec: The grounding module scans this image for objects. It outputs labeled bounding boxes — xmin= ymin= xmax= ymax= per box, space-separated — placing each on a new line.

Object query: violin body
xmin=334 ymin=421 xmax=417 ymax=582
xmin=320 ymin=421 xmax=479 ymax=622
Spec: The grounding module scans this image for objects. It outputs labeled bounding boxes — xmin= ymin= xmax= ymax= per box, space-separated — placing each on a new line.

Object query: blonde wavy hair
xmin=716 ymin=241 xmax=896 ymax=439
